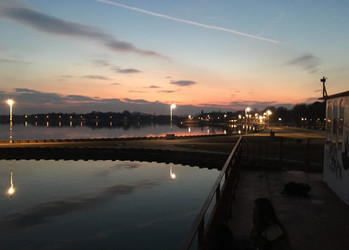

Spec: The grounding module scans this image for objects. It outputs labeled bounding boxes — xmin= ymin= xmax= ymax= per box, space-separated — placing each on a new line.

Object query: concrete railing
xmin=180 ymin=136 xmax=242 ymax=250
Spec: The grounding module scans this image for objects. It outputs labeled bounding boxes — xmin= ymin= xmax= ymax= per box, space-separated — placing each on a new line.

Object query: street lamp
xmin=170 ymin=103 xmax=176 ymax=122
xmin=7 ymin=98 xmax=14 ymax=143
xmin=245 ymin=107 xmax=251 ymax=123
xmin=266 ymin=110 xmax=272 ymax=127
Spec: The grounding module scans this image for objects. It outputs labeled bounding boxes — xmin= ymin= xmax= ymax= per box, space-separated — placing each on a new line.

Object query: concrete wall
xmin=324 ymin=95 xmax=349 ymax=205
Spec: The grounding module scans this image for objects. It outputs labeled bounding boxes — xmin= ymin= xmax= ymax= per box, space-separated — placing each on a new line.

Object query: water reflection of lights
xmin=170 ymin=103 xmax=176 ymax=122
xmin=8 ymin=161 xmax=15 ymax=197
xmin=170 ymin=165 xmax=176 ymax=180
xmin=7 ymin=98 xmax=14 ymax=143
xmin=188 ymin=127 xmax=191 ymax=133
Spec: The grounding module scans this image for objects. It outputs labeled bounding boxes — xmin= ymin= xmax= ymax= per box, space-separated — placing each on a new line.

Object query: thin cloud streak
xmin=84 ymin=75 xmax=110 ymax=80
xmin=112 ymin=67 xmax=141 ymax=74
xmin=0 ymin=6 xmax=168 ymax=59
xmin=286 ymin=53 xmax=320 ymax=74
xmin=96 ymin=0 xmax=280 ymax=44
xmin=146 ymin=85 xmax=161 ymax=89
xmin=158 ymin=90 xmax=176 ymax=93
xmin=170 ymin=80 xmax=196 ymax=86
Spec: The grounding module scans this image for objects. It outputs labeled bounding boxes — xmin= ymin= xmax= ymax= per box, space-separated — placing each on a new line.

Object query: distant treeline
xmin=0 ymin=110 xmax=172 ymax=127
xmin=200 ymin=101 xmax=325 ymax=128
xmin=0 ymin=101 xmax=325 ymax=128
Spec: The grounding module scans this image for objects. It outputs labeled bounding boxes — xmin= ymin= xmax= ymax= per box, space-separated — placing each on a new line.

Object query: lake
xmin=0 ymin=123 xmax=257 ymax=141
xmin=0 ymin=160 xmax=219 ymax=250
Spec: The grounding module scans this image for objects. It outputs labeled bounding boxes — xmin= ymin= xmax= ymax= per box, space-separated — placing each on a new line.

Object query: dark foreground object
xmin=281 ymin=181 xmax=311 ymax=196
xmin=229 ymin=170 xmax=349 ymax=250
xmin=0 ymin=147 xmax=227 ymax=170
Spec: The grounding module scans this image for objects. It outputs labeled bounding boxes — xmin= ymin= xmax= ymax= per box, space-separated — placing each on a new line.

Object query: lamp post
xmin=7 ymin=98 xmax=13 ymax=143
xmin=170 ymin=103 xmax=176 ymax=122
xmin=245 ymin=107 xmax=251 ymax=123
xmin=266 ymin=110 xmax=272 ymax=127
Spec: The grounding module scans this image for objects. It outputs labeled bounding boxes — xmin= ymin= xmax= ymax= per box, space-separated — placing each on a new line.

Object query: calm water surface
xmin=0 ymin=160 xmax=219 ymax=250
xmin=0 ymin=123 xmax=229 ymax=140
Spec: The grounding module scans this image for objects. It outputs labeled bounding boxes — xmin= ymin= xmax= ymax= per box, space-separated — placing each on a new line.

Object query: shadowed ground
xmin=229 ymin=170 xmax=349 ymax=250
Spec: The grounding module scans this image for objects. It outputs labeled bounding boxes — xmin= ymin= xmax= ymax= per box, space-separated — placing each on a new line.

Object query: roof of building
xmin=320 ymin=90 xmax=349 ymax=100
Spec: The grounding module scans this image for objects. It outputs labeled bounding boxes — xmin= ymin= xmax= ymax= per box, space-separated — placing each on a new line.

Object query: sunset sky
xmin=0 ymin=0 xmax=348 ymax=115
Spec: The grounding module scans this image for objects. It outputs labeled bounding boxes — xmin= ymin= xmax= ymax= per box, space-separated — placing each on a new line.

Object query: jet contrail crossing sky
xmin=95 ymin=0 xmax=280 ymax=44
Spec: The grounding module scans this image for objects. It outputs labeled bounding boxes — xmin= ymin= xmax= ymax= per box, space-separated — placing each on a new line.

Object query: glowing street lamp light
xmin=7 ymin=98 xmax=14 ymax=143
xmin=170 ymin=103 xmax=176 ymax=122
xmin=266 ymin=110 xmax=272 ymax=127
xmin=245 ymin=107 xmax=251 ymax=123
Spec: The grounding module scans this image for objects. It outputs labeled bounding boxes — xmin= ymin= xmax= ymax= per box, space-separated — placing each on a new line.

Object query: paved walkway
xmin=229 ymin=170 xmax=349 ymax=250
xmin=251 ymin=126 xmax=325 ymax=139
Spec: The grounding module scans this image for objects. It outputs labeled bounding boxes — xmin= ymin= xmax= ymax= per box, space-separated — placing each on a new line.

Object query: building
xmin=323 ymin=90 xmax=349 ymax=205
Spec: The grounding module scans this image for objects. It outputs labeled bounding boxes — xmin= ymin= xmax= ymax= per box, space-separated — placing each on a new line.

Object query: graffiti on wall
xmin=342 ymin=129 xmax=349 ymax=170
xmin=325 ymin=125 xmax=349 ymax=179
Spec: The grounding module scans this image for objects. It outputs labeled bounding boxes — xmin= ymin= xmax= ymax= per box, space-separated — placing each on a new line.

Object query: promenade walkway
xmin=230 ymin=170 xmax=349 ymax=250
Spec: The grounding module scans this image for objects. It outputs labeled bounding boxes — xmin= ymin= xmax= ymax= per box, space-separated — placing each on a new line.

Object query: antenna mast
xmin=321 ymin=76 xmax=328 ymax=98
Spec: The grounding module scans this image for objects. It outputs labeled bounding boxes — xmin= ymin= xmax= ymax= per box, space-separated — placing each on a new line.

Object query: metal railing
xmin=242 ymin=137 xmax=324 ymax=171
xmin=180 ymin=136 xmax=242 ymax=250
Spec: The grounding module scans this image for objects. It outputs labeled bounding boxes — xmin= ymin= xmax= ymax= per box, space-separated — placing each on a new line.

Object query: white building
xmin=323 ymin=90 xmax=349 ymax=205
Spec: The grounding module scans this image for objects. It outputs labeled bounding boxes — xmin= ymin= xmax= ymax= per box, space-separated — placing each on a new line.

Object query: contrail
xmin=95 ymin=0 xmax=280 ymax=44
